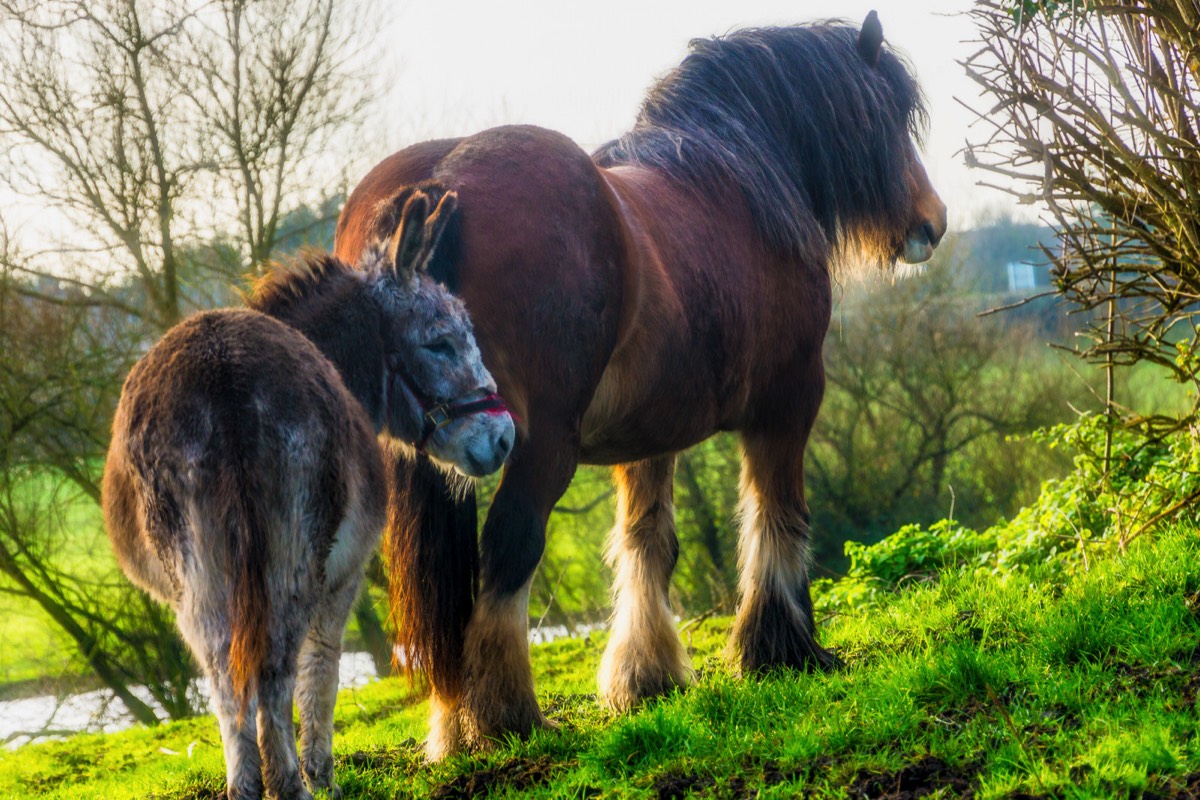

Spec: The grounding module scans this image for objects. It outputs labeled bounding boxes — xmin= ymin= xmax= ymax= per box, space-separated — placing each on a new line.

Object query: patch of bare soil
xmin=847 ymin=755 xmax=977 ymax=799
xmin=654 ymin=772 xmax=714 ymax=800
xmin=1145 ymin=772 xmax=1200 ymax=800
xmin=1106 ymin=651 xmax=1200 ymax=711
xmin=343 ymin=742 xmax=416 ymax=771
xmin=653 ymin=758 xmax=816 ymax=799
xmin=430 ymin=755 xmax=556 ymax=800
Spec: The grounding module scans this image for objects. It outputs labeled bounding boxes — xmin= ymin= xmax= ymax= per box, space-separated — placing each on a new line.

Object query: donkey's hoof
xmin=599 ymin=671 xmax=690 ymax=713
xmin=302 ymin=756 xmax=340 ymax=798
xmin=274 ymin=785 xmax=314 ymax=800
xmin=304 ymin=775 xmax=341 ymax=800
xmin=738 ymin=641 xmax=842 ymax=675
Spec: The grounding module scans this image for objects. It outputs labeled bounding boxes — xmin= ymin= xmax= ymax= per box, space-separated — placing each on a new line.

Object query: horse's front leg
xmin=730 ymin=383 xmax=839 ymax=674
xmin=452 ymin=431 xmax=578 ymax=753
xmin=598 ymin=455 xmax=693 ymax=711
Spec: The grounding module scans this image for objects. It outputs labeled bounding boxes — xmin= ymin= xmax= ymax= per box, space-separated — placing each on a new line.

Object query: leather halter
xmin=388 ymin=354 xmax=509 ymax=452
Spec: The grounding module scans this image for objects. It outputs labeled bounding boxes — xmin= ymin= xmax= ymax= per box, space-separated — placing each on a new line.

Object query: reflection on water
xmin=1 ymin=623 xmax=602 ymax=749
xmin=1 ymin=652 xmax=377 ymax=749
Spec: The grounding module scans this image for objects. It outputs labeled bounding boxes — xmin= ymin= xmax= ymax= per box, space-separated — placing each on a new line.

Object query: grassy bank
xmin=1 ymin=527 xmax=1197 ymax=798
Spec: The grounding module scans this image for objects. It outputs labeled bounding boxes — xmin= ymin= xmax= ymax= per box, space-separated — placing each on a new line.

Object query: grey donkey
xmin=102 ymin=189 xmax=514 ymax=799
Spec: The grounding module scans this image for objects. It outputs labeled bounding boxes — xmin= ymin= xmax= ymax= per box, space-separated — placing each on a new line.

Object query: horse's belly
xmin=578 ymin=360 xmax=727 ymax=465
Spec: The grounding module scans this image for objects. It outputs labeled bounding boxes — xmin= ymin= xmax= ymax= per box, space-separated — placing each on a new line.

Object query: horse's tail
xmin=221 ymin=467 xmax=271 ymax=721
xmin=384 ymin=443 xmax=478 ymax=701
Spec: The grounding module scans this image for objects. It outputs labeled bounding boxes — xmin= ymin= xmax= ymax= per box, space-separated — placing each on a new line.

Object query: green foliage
xmin=818 ymin=413 xmax=1200 ymax=612
xmin=2 ymin=526 xmax=1197 ymax=798
xmin=1006 ymin=0 xmax=1080 ymax=24
xmin=809 ymin=243 xmax=1084 ymax=564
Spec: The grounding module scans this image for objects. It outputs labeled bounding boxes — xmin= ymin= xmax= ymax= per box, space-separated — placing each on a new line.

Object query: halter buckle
xmin=424 ymin=404 xmax=452 ymax=430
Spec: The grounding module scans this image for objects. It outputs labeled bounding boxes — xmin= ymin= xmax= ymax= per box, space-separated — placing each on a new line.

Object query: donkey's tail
xmin=222 ymin=470 xmax=271 ymax=721
xmin=384 ymin=444 xmax=478 ymax=701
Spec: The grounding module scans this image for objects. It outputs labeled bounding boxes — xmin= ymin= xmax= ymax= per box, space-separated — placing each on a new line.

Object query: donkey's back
xmin=103 ymin=308 xmax=385 ymax=800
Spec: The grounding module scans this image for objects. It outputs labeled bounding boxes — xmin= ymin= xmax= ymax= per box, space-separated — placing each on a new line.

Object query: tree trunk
xmin=677 ymin=452 xmax=726 ymax=575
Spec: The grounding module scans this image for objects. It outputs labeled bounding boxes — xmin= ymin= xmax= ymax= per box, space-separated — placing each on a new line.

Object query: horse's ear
xmin=417 ymin=191 xmax=459 ymax=274
xmin=857 ymin=10 xmax=883 ymax=67
xmin=387 ymin=191 xmax=432 ymax=280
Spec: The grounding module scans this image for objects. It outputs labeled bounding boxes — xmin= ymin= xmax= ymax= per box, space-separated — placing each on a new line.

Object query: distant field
xmin=0 ymin=475 xmax=383 ymax=695
xmin=0 ymin=479 xmax=113 ymax=689
xmin=2 ymin=526 xmax=1196 ymax=798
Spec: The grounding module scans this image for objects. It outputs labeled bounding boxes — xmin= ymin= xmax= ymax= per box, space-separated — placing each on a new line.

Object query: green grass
xmin=2 ymin=527 xmax=1197 ymax=798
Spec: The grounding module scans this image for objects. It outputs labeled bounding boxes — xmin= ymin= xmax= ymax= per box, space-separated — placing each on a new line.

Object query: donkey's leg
xmin=598 ymin=455 xmax=692 ymax=711
xmin=295 ymin=577 xmax=360 ymax=799
xmin=730 ymin=425 xmax=839 ymax=674
xmin=455 ymin=432 xmax=578 ymax=752
xmin=212 ymin=673 xmax=264 ymax=800
xmin=257 ymin=608 xmax=313 ymax=800
xmin=176 ymin=599 xmax=263 ymax=800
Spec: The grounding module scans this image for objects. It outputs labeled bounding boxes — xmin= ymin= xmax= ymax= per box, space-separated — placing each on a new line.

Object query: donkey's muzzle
xmin=460 ymin=412 xmax=515 ymax=477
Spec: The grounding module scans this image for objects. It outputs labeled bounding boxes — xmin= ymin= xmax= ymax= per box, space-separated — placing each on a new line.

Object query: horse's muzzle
xmin=901 ymin=221 xmax=942 ymax=264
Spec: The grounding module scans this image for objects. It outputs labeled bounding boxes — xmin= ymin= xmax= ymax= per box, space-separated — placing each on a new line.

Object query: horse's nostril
xmin=922 ymin=221 xmax=940 ymax=248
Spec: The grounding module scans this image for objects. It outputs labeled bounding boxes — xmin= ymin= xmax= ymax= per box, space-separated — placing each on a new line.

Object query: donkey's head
xmin=367 ymin=189 xmax=515 ymax=477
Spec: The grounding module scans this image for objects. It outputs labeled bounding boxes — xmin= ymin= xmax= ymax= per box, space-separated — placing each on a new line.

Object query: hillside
xmin=0 ymin=527 xmax=1196 ymax=799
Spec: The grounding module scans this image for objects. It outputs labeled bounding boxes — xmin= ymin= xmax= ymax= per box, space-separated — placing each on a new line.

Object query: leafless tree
xmin=963 ymin=0 xmax=1200 ymax=437
xmin=0 ymin=0 xmax=381 ymax=719
xmin=0 ymin=0 xmax=374 ymax=329
xmin=808 ymin=242 xmax=1078 ymax=555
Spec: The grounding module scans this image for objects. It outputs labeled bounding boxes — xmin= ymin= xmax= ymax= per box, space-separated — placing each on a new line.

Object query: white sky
xmin=1 ymin=0 xmax=1012 ymax=262
xmin=366 ymin=0 xmax=1008 ymax=232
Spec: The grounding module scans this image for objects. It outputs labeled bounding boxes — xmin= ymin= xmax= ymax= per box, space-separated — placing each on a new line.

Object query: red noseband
xmin=389 ymin=356 xmax=509 ymax=453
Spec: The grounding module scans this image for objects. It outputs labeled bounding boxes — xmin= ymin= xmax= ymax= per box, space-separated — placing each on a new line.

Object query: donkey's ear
xmin=387 ymin=191 xmax=432 ymax=280
xmin=857 ymin=10 xmax=883 ymax=67
xmin=416 ymin=191 xmax=459 ymax=274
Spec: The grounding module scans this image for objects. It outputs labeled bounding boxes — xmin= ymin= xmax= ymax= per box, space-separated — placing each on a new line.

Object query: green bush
xmin=816 ymin=413 xmax=1200 ymax=612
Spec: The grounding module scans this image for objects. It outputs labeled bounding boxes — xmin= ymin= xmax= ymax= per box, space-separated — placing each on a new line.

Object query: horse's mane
xmin=593 ymin=22 xmax=926 ymax=258
xmin=247 ymin=247 xmax=385 ymax=317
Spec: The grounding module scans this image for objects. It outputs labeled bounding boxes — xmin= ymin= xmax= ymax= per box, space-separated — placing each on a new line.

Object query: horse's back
xmin=104 ymin=309 xmax=384 ymax=596
xmin=334 ymin=137 xmax=464 ymax=263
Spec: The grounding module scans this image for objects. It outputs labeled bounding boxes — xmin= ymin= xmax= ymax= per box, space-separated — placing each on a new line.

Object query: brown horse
xmin=103 ymin=191 xmax=514 ymax=799
xmin=335 ymin=13 xmax=947 ymax=757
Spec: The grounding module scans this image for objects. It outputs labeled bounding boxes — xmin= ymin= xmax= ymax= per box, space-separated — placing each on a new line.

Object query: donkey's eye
xmin=423 ymin=338 xmax=456 ymax=358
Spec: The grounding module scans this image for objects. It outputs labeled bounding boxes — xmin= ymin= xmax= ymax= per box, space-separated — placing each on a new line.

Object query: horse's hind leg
xmin=295 ymin=577 xmax=360 ymax=799
xmin=598 ymin=455 xmax=692 ymax=711
xmin=730 ymin=422 xmax=839 ymax=674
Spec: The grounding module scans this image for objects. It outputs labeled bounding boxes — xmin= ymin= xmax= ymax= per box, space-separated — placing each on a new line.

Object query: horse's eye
xmin=423 ymin=338 xmax=456 ymax=358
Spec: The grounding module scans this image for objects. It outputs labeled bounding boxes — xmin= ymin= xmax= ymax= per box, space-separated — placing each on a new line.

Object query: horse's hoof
xmin=598 ymin=661 xmax=692 ymax=712
xmin=816 ymin=647 xmax=845 ymax=672
xmin=460 ymin=702 xmax=555 ymax=750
